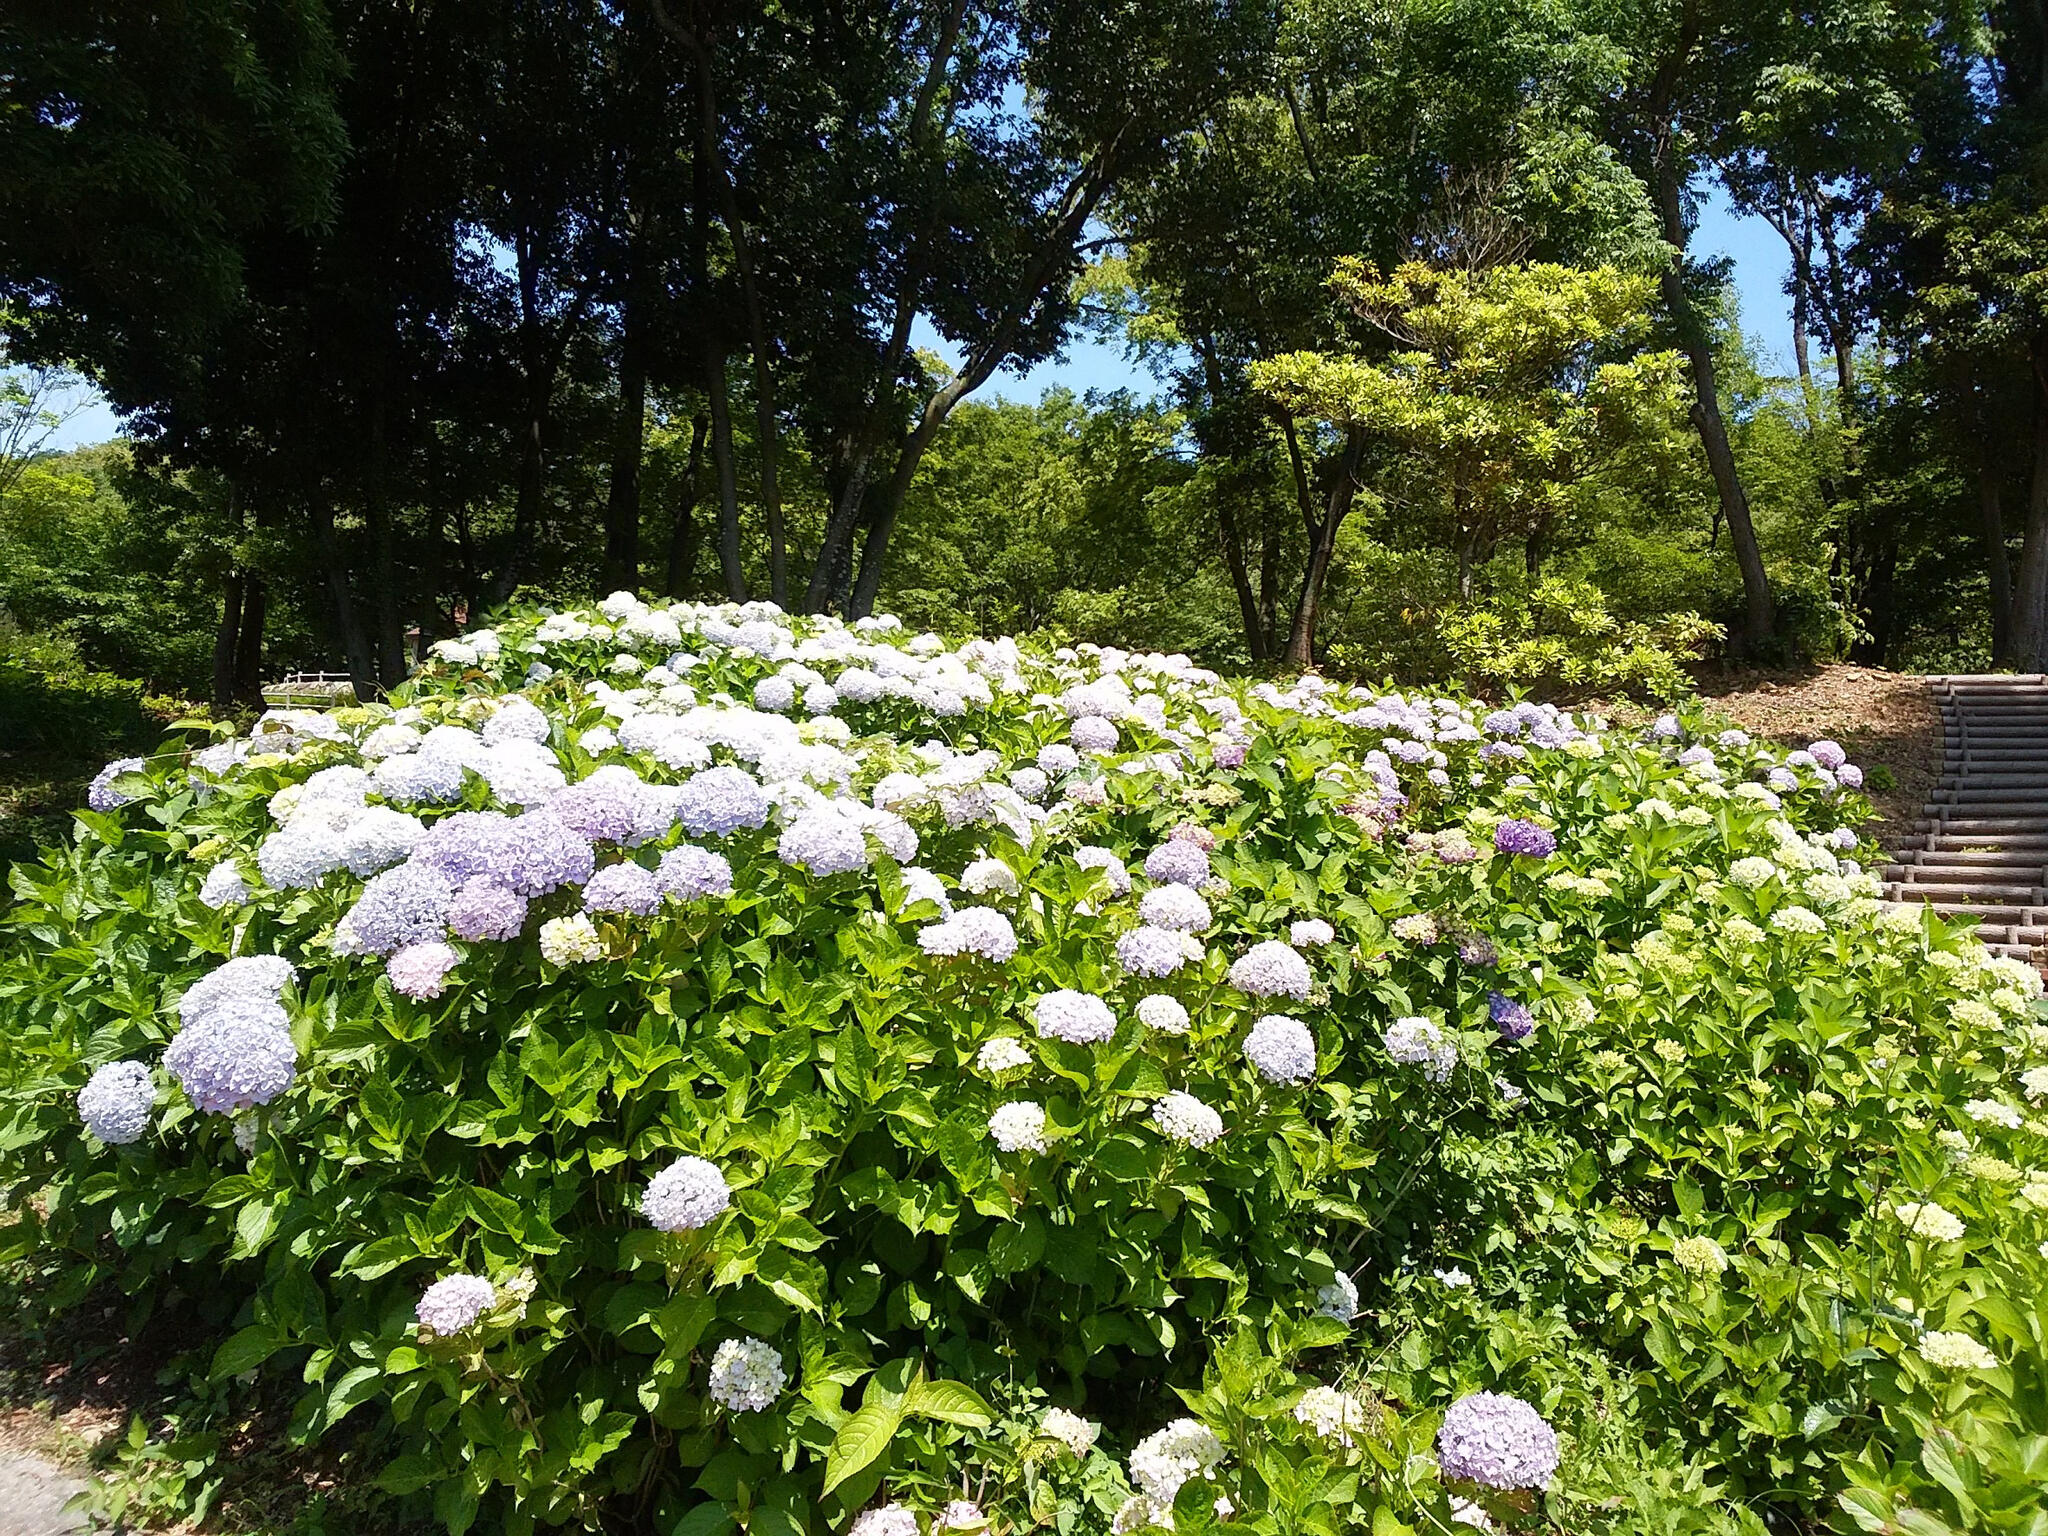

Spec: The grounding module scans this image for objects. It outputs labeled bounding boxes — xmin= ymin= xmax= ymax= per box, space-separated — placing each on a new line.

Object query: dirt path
xmin=0 ymin=1449 xmax=87 ymax=1536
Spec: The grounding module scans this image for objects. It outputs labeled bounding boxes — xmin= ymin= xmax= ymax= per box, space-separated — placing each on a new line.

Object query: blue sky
xmin=46 ymin=187 xmax=1797 ymax=450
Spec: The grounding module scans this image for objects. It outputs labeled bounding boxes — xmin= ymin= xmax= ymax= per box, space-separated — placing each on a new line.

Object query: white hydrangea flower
xmin=708 ymin=1337 xmax=787 ymax=1411
xmin=976 ymin=1037 xmax=1032 ymax=1073
xmin=1917 ymin=1331 xmax=1997 ymax=1372
xmin=988 ymin=1101 xmax=1048 ymax=1153
xmin=1136 ymin=995 xmax=1190 ymax=1035
xmin=1244 ymin=1014 xmax=1316 ymax=1084
xmin=1129 ymin=1418 xmax=1226 ymax=1503
xmin=1151 ymin=1091 xmax=1224 ymax=1148
xmin=417 ymin=1274 xmax=496 ymax=1336
xmin=1294 ymin=1385 xmax=1368 ymax=1445
xmin=1041 ymin=1406 xmax=1098 ymax=1456
xmin=1888 ymin=1201 xmax=1965 ymax=1241
xmin=539 ymin=914 xmax=605 ymax=965
xmin=642 ymin=1156 xmax=731 ymax=1232
xmin=1316 ymin=1272 xmax=1359 ymax=1321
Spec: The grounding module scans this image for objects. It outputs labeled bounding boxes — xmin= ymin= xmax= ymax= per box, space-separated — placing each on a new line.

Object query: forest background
xmin=6 ymin=0 xmax=2048 ymax=844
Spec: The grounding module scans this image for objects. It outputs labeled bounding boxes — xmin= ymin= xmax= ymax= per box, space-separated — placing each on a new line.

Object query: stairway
xmin=1882 ymin=674 xmax=2048 ymax=965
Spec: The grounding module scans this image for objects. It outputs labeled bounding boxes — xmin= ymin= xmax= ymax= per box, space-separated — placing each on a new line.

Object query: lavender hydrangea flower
xmin=1492 ymin=819 xmax=1556 ymax=859
xmin=1808 ymin=739 xmax=1847 ymax=770
xmin=656 ymin=845 xmax=734 ymax=900
xmin=417 ymin=1274 xmax=496 ymax=1336
xmin=551 ymin=773 xmax=652 ymax=843
xmin=448 ymin=878 xmax=529 ymax=941
xmin=1035 ymin=991 xmax=1117 ymax=1045
xmin=642 ymin=1156 xmax=731 ymax=1231
xmin=78 ymin=1061 xmax=156 ymax=1145
xmin=177 ymin=956 xmax=295 ymax=1029
xmin=1436 ymin=1392 xmax=1559 ymax=1491
xmin=342 ymin=861 xmax=455 ymax=955
xmin=675 ymin=766 xmax=771 ymax=838
xmin=1487 ymin=992 xmax=1535 ymax=1042
xmin=583 ymin=861 xmax=663 ymax=915
xmin=482 ymin=696 xmax=550 ymax=746
xmin=1836 ymin=763 xmax=1864 ymax=789
xmin=165 ymin=1014 xmax=298 ymax=1113
xmin=388 ymin=941 xmax=460 ymax=1000
xmin=1144 ymin=840 xmax=1211 ymax=887
xmin=1117 ymin=924 xmax=1197 ymax=978
xmin=1245 ymin=1014 xmax=1316 ymax=1084
xmin=87 ymin=756 xmax=146 ymax=811
xmin=411 ymin=810 xmax=517 ymax=885
xmin=502 ymin=812 xmax=595 ymax=897
xmin=1229 ymin=940 xmax=1312 ymax=1000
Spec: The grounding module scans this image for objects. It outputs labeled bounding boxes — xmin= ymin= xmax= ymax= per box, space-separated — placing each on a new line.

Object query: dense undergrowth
xmin=0 ymin=598 xmax=2043 ymax=1536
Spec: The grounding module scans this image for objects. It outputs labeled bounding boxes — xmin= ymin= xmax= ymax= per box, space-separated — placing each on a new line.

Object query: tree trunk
xmin=1655 ymin=159 xmax=1775 ymax=654
xmin=212 ymin=571 xmax=243 ymax=711
xmin=604 ymin=269 xmax=648 ymax=595
xmin=1283 ymin=430 xmax=1364 ymax=667
xmin=2013 ymin=344 xmax=2048 ymax=671
xmin=1982 ymin=435 xmax=2015 ymax=668
xmin=667 ymin=412 xmax=709 ymax=599
xmin=1217 ymin=497 xmax=1267 ymax=662
xmin=704 ymin=339 xmax=745 ymax=601
xmin=1258 ymin=523 xmax=1279 ymax=657
xmin=233 ymin=577 xmax=267 ymax=705
xmin=314 ymin=505 xmax=379 ymax=700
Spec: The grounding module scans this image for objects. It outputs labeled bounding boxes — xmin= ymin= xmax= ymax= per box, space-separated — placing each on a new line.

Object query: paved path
xmin=0 ymin=1448 xmax=88 ymax=1536
xmin=1883 ymin=673 xmax=2048 ymax=965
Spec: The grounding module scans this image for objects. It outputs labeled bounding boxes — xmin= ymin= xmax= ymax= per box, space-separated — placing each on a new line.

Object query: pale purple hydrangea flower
xmin=1456 ymin=934 xmax=1498 ymax=967
xmin=1038 ymin=743 xmax=1081 ymax=775
xmin=1117 ymin=924 xmax=1197 ymax=977
xmin=78 ymin=1061 xmax=156 ymax=1145
xmin=482 ymin=696 xmax=550 ymax=746
xmin=413 ymin=811 xmax=520 ymax=885
xmin=1436 ymin=1392 xmax=1559 ymax=1491
xmin=165 ymin=1013 xmax=297 ymax=1113
xmin=848 ymin=1506 xmax=919 ymax=1536
xmin=583 ymin=861 xmax=663 ymax=915
xmin=657 ymin=845 xmax=734 ymax=900
xmin=177 ymin=955 xmax=295 ymax=1029
xmin=1808 ymin=739 xmax=1847 ymax=770
xmin=1768 ymin=766 xmax=1799 ymax=792
xmin=1071 ymin=715 xmax=1120 ymax=752
xmin=642 ymin=1156 xmax=731 ymax=1231
xmin=1144 ymin=840 xmax=1211 ymax=887
xmin=551 ymin=774 xmax=652 ymax=843
xmin=1836 ymin=763 xmax=1864 ymax=788
xmin=1290 ymin=918 xmax=1334 ymax=947
xmin=388 ymin=941 xmax=460 ymax=1000
xmin=919 ymin=907 xmax=1018 ymax=962
xmin=448 ymin=878 xmax=528 ymax=941
xmin=778 ymin=808 xmax=870 ymax=876
xmin=1035 ymin=991 xmax=1117 ymax=1045
xmin=1492 ymin=820 xmax=1556 ymax=859
xmin=675 ymin=766 xmax=771 ymax=837
xmin=1229 ymin=941 xmax=1311 ymax=1000
xmin=1213 ymin=739 xmax=1248 ymax=769
xmin=1245 ymin=1014 xmax=1316 ymax=1084
xmin=1139 ymin=884 xmax=1212 ymax=931
xmin=416 ymin=1274 xmax=496 ymax=1336
xmin=342 ymin=861 xmax=455 ymax=955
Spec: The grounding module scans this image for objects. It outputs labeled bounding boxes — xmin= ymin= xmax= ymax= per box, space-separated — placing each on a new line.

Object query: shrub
xmin=0 ymin=600 xmax=2044 ymax=1536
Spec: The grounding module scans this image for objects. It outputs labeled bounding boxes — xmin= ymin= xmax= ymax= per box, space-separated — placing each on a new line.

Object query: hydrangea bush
xmin=3 ymin=597 xmax=2045 ymax=1536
